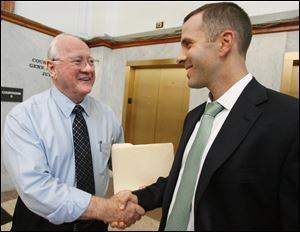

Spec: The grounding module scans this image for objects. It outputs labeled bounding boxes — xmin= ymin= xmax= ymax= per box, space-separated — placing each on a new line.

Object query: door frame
xmin=280 ymin=52 xmax=299 ymax=98
xmin=122 ymin=59 xmax=184 ymax=142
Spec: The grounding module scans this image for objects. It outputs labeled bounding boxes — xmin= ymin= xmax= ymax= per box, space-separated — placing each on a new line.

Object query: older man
xmin=4 ymin=33 xmax=144 ymax=231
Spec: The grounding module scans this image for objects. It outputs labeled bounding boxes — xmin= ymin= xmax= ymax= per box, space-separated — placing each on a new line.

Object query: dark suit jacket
xmin=134 ymin=78 xmax=299 ymax=231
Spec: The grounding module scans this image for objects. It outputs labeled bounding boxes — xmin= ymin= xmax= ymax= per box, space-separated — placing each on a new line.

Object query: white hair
xmin=47 ymin=33 xmax=85 ymax=60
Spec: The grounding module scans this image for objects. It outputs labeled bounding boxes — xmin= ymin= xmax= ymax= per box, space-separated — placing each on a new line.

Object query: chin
xmin=80 ymin=86 xmax=93 ymax=95
xmin=188 ymin=78 xmax=197 ymax=87
xmin=188 ymin=80 xmax=204 ymax=89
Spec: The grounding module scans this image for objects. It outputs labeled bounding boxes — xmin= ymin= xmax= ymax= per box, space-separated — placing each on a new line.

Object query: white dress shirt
xmin=167 ymin=74 xmax=253 ymax=230
xmin=3 ymin=86 xmax=124 ymax=224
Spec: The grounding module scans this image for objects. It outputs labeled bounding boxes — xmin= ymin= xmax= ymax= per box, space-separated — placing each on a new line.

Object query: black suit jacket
xmin=134 ymin=79 xmax=299 ymax=231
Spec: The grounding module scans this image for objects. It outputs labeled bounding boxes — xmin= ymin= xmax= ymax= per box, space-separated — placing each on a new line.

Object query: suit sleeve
xmin=279 ymin=134 xmax=299 ymax=230
xmin=133 ymin=176 xmax=168 ymax=211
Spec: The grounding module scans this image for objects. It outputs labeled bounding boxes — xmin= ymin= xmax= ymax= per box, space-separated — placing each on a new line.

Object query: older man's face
xmin=48 ymin=36 xmax=96 ymax=104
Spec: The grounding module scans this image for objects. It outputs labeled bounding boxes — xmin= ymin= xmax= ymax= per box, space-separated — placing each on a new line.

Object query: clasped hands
xmin=104 ymin=190 xmax=145 ymax=229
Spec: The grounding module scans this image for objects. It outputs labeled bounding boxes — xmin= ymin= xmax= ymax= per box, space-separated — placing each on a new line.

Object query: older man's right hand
xmin=109 ymin=190 xmax=145 ymax=229
xmin=80 ymin=190 xmax=145 ymax=228
xmin=105 ymin=190 xmax=145 ymax=226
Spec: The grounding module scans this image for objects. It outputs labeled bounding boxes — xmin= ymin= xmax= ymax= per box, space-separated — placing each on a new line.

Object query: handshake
xmin=81 ymin=190 xmax=145 ymax=229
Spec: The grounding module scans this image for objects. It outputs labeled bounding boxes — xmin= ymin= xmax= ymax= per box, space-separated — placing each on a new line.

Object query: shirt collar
xmin=207 ymin=73 xmax=253 ymax=111
xmin=51 ymin=86 xmax=91 ymax=118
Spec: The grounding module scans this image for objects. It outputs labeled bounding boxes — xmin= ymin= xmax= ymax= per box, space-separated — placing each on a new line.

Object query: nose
xmin=176 ymin=49 xmax=186 ymax=64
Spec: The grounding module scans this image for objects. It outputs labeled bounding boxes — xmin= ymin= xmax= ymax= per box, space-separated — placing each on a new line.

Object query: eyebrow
xmin=68 ymin=56 xmax=94 ymax=60
xmin=181 ymin=38 xmax=193 ymax=47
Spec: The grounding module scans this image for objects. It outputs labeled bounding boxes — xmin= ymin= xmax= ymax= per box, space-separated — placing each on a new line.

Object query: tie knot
xmin=204 ymin=102 xmax=224 ymax=117
xmin=72 ymin=105 xmax=84 ymax=115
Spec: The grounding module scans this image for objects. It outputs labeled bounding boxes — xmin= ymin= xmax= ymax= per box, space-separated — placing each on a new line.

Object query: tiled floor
xmin=1 ymin=190 xmax=17 ymax=231
xmin=1 ymin=190 xmax=159 ymax=231
xmin=1 ymin=190 xmax=18 ymax=203
xmin=1 ymin=198 xmax=16 ymax=231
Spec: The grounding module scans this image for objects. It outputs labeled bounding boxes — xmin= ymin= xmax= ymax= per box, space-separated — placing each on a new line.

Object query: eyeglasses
xmin=52 ymin=57 xmax=99 ymax=69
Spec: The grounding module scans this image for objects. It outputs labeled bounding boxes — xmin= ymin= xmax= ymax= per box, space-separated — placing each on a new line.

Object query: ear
xmin=218 ymin=30 xmax=235 ymax=57
xmin=47 ymin=60 xmax=57 ymax=79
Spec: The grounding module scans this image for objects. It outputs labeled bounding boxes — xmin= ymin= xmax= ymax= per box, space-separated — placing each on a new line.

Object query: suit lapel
xmin=194 ymin=79 xmax=268 ymax=207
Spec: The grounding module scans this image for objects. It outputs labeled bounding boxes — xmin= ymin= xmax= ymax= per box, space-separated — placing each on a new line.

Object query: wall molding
xmin=252 ymin=20 xmax=299 ymax=35
xmin=2 ymin=10 xmax=299 ymax=49
xmin=1 ymin=10 xmax=61 ymax=36
xmin=86 ymin=35 xmax=181 ymax=49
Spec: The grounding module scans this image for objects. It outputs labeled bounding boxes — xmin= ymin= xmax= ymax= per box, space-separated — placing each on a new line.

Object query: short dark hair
xmin=184 ymin=2 xmax=252 ymax=58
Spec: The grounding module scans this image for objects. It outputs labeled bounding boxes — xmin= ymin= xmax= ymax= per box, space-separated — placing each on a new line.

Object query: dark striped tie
xmin=72 ymin=105 xmax=95 ymax=194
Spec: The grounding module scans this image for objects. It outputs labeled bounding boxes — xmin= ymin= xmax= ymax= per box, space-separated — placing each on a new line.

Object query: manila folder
xmin=111 ymin=143 xmax=174 ymax=193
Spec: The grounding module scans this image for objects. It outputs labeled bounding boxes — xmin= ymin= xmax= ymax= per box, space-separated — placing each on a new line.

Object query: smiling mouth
xmin=185 ymin=65 xmax=193 ymax=71
xmin=186 ymin=66 xmax=193 ymax=74
xmin=78 ymin=77 xmax=91 ymax=81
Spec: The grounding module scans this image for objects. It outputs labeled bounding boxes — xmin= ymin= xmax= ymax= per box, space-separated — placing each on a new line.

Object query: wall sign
xmin=1 ymin=87 xmax=23 ymax=102
xmin=28 ymin=58 xmax=50 ymax=77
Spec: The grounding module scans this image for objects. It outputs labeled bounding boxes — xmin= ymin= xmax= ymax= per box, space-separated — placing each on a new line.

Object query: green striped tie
xmin=165 ymin=102 xmax=224 ymax=231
